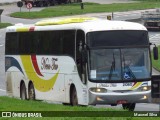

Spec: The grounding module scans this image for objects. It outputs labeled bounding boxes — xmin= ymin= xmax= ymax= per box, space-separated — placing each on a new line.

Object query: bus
xmin=5 ymin=17 xmax=158 ymax=111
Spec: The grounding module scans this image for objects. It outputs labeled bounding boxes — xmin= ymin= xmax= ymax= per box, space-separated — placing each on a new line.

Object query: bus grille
xmin=113 ymin=90 xmax=132 ymax=93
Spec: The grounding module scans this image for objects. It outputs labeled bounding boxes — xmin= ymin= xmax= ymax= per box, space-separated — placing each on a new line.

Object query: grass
xmin=0 ymin=96 xmax=125 ymax=120
xmin=0 ymin=96 xmax=159 ymax=120
xmin=10 ymin=1 xmax=160 ymax=19
xmin=0 ymin=117 xmax=159 ymax=120
xmin=0 ymin=23 xmax=12 ymax=29
xmin=152 ymin=46 xmax=160 ymax=71
xmin=135 ymin=0 xmax=160 ymax=1
xmin=0 ymin=96 xmax=119 ymax=111
xmin=0 ymin=118 xmax=159 ymax=120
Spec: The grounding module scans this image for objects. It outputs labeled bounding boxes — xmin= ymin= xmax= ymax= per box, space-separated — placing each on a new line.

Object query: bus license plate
xmin=117 ymin=100 xmax=128 ymax=104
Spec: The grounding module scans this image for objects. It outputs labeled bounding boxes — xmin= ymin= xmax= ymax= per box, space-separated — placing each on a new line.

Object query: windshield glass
xmin=89 ymin=48 xmax=150 ymax=81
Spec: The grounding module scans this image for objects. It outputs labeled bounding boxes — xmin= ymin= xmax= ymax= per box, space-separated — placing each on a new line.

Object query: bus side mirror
xmin=82 ymin=49 xmax=87 ymax=64
xmin=79 ymin=41 xmax=83 ymax=52
xmin=153 ymin=46 xmax=158 ymax=60
xmin=79 ymin=42 xmax=88 ymax=64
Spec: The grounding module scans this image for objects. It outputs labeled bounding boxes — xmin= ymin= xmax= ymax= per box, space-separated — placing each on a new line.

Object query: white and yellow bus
xmin=5 ymin=17 xmax=158 ymax=111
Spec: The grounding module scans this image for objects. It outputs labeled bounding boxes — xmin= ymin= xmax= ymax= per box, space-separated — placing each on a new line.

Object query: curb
xmin=126 ymin=18 xmax=141 ymax=22
xmin=0 ymin=2 xmax=17 ymax=6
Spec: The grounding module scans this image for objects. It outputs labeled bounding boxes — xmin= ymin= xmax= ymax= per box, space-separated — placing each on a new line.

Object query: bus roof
xmin=6 ymin=17 xmax=147 ymax=33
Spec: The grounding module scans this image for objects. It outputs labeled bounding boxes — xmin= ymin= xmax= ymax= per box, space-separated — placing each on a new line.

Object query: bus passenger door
xmin=76 ymin=30 xmax=87 ymax=84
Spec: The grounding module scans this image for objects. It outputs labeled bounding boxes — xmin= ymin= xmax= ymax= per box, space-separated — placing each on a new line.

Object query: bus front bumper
xmin=89 ymin=91 xmax=151 ymax=105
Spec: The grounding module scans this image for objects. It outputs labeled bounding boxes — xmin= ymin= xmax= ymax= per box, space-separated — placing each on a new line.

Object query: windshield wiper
xmin=109 ymin=53 xmax=115 ymax=80
xmin=123 ymin=55 xmax=136 ymax=80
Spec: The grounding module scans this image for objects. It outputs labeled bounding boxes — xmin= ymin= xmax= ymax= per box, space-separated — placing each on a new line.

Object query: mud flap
xmin=6 ymin=72 xmax=13 ymax=96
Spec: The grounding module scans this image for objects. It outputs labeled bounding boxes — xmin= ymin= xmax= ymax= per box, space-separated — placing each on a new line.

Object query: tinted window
xmin=87 ymin=30 xmax=149 ymax=47
xmin=5 ymin=30 xmax=76 ymax=58
xmin=6 ymin=33 xmax=18 ymax=54
xmin=19 ymin=32 xmax=38 ymax=54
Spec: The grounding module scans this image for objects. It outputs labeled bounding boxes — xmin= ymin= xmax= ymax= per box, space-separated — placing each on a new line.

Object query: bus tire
xmin=71 ymin=87 xmax=78 ymax=106
xmin=45 ymin=1 xmax=50 ymax=7
xmin=77 ymin=0 xmax=82 ymax=3
xmin=38 ymin=1 xmax=44 ymax=7
xmin=20 ymin=83 xmax=27 ymax=100
xmin=28 ymin=83 xmax=35 ymax=100
xmin=65 ymin=0 xmax=71 ymax=4
xmin=62 ymin=103 xmax=71 ymax=106
xmin=122 ymin=103 xmax=136 ymax=111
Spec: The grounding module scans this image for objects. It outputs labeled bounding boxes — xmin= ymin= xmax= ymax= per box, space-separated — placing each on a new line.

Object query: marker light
xmin=137 ymin=86 xmax=151 ymax=91
xmin=96 ymin=97 xmax=104 ymax=101
xmin=90 ymin=88 xmax=107 ymax=93
xmin=143 ymin=95 xmax=147 ymax=99
xmin=143 ymin=86 xmax=148 ymax=91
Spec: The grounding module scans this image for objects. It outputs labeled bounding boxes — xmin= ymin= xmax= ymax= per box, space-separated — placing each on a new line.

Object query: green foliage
xmin=10 ymin=2 xmax=160 ymax=19
xmin=0 ymin=97 xmax=159 ymax=120
xmin=0 ymin=96 xmax=126 ymax=120
xmin=0 ymin=117 xmax=134 ymax=120
xmin=0 ymin=96 xmax=120 ymax=111
xmin=135 ymin=0 xmax=160 ymax=1
xmin=0 ymin=23 xmax=12 ymax=29
xmin=152 ymin=46 xmax=160 ymax=71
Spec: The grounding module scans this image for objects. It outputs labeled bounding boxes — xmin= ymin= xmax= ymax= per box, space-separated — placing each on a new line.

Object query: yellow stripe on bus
xmin=16 ymin=27 xmax=30 ymax=32
xmin=130 ymin=82 xmax=142 ymax=90
xmin=35 ymin=17 xmax=97 ymax=26
xmin=20 ymin=55 xmax=59 ymax=92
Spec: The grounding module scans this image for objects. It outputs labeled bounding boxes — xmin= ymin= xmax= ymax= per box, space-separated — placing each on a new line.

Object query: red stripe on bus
xmin=31 ymin=55 xmax=43 ymax=77
xmin=29 ymin=27 xmax=35 ymax=31
xmin=132 ymin=82 xmax=137 ymax=87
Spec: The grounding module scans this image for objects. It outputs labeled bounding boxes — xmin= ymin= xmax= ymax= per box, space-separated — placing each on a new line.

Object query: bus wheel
xmin=38 ymin=1 xmax=44 ymax=7
xmin=122 ymin=103 xmax=136 ymax=111
xmin=20 ymin=83 xmax=27 ymax=100
xmin=62 ymin=103 xmax=71 ymax=106
xmin=28 ymin=83 xmax=35 ymax=100
xmin=71 ymin=87 xmax=78 ymax=106
xmin=45 ymin=1 xmax=50 ymax=7
xmin=65 ymin=0 xmax=71 ymax=4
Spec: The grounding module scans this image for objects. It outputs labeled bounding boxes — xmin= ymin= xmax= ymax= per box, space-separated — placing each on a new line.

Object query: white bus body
xmin=5 ymin=18 xmax=152 ymax=110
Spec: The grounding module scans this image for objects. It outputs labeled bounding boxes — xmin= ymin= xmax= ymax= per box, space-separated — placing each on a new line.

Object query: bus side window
xmin=76 ymin=30 xmax=86 ymax=84
xmin=18 ymin=32 xmax=38 ymax=55
xmin=60 ymin=30 xmax=75 ymax=58
xmin=52 ymin=31 xmax=62 ymax=55
xmin=37 ymin=31 xmax=50 ymax=55
xmin=6 ymin=32 xmax=19 ymax=54
xmin=29 ymin=32 xmax=39 ymax=54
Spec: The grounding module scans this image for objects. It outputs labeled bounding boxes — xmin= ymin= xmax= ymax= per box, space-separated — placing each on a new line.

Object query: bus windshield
xmin=89 ymin=48 xmax=150 ymax=81
xmin=87 ymin=30 xmax=151 ymax=82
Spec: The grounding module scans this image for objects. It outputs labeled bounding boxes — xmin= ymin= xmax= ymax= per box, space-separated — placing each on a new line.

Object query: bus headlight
xmin=90 ymin=88 xmax=107 ymax=93
xmin=137 ymin=86 xmax=151 ymax=91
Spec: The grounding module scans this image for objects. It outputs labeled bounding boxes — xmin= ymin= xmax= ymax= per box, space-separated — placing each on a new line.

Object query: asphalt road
xmin=0 ymin=1 xmax=159 ymax=111
xmin=96 ymin=103 xmax=159 ymax=111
